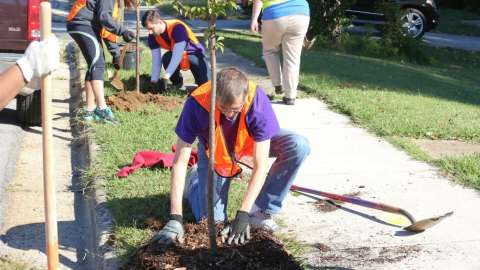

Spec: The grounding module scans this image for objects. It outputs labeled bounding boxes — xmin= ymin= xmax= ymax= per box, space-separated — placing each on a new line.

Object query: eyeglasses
xmin=217 ymin=104 xmax=244 ymax=114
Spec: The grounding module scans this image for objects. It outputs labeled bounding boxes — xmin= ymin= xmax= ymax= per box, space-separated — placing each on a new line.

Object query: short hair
xmin=141 ymin=10 xmax=161 ymax=28
xmin=216 ymin=67 xmax=248 ymax=106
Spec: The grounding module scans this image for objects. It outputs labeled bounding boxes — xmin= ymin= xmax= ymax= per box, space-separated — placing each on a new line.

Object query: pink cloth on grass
xmin=117 ymin=145 xmax=198 ymax=178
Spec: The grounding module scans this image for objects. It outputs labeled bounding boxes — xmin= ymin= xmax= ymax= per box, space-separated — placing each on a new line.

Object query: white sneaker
xmin=249 ymin=210 xmax=279 ymax=232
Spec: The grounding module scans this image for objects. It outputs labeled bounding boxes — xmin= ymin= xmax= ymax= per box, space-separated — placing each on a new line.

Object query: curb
xmin=66 ymin=41 xmax=121 ymax=270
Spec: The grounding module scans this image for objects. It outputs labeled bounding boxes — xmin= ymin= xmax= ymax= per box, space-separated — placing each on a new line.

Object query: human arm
xmin=96 ymin=0 xmax=125 ymax=35
xmin=150 ymin=48 xmax=162 ymax=83
xmin=240 ymin=139 xmax=270 ymax=212
xmin=162 ymin=41 xmax=186 ymax=80
xmin=1 ymin=36 xmax=60 ymax=111
xmin=221 ymin=139 xmax=270 ymax=245
xmin=170 ymin=137 xmax=193 ymax=216
xmin=0 ymin=65 xmax=26 ymax=110
xmin=152 ymin=137 xmax=192 ymax=245
xmin=250 ymin=0 xmax=263 ymax=33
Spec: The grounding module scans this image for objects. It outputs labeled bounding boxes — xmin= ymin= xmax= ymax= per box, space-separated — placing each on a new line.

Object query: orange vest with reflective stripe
xmin=154 ymin=19 xmax=200 ymax=71
xmin=100 ymin=0 xmax=119 ymax=43
xmin=67 ymin=0 xmax=120 ymax=43
xmin=191 ymin=81 xmax=257 ymax=178
xmin=67 ymin=0 xmax=86 ymax=21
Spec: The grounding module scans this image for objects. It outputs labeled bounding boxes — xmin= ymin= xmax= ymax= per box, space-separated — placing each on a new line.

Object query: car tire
xmin=401 ymin=8 xmax=426 ymax=39
xmin=16 ymin=90 xmax=42 ymax=127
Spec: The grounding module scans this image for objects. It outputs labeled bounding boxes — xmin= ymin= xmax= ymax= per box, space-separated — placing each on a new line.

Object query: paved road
xmin=0 ymin=57 xmax=23 ymax=232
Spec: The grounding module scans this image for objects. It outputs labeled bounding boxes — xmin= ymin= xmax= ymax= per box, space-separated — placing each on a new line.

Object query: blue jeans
xmin=162 ymin=51 xmax=211 ymax=86
xmin=186 ymin=129 xmax=311 ymax=222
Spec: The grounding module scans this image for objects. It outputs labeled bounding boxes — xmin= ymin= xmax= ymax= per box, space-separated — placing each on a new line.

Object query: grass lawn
xmin=434 ymin=8 xmax=480 ymax=36
xmin=219 ymin=31 xmax=480 ymax=189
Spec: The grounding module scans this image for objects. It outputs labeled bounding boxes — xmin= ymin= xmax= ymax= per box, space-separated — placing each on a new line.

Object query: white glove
xmin=16 ymin=35 xmax=60 ymax=89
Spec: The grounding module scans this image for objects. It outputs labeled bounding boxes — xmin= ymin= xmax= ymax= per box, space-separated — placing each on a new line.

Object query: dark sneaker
xmin=274 ymin=85 xmax=283 ymax=95
xmin=282 ymin=97 xmax=295 ymax=105
xmin=95 ymin=107 xmax=119 ymax=125
xmin=171 ymin=77 xmax=184 ymax=90
xmin=84 ymin=109 xmax=97 ymax=122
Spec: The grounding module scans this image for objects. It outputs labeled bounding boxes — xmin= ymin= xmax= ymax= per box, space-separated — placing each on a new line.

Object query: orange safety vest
xmin=154 ymin=19 xmax=200 ymax=71
xmin=191 ymin=81 xmax=257 ymax=178
xmin=67 ymin=0 xmax=120 ymax=43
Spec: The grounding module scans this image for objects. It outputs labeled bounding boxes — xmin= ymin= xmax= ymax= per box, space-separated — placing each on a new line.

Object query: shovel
xmin=110 ymin=43 xmax=128 ymax=91
xmin=290 ymin=185 xmax=453 ymax=232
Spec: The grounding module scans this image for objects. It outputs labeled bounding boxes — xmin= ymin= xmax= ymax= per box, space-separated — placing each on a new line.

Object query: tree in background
xmin=306 ymin=0 xmax=353 ymax=44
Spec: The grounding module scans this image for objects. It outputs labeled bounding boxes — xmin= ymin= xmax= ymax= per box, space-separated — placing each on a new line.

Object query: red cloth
xmin=117 ymin=145 xmax=198 ymax=178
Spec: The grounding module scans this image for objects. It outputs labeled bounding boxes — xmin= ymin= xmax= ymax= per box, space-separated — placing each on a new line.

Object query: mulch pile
xmin=123 ymin=220 xmax=303 ymax=270
xmin=106 ymin=92 xmax=184 ymax=112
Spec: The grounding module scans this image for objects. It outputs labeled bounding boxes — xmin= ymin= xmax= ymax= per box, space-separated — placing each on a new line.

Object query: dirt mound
xmin=124 ymin=220 xmax=302 ymax=270
xmin=107 ymin=92 xmax=184 ymax=112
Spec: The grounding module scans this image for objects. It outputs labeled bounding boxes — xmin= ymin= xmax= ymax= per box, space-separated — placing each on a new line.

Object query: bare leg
xmin=91 ymin=80 xmax=107 ymax=109
xmin=84 ymin=80 xmax=96 ymax=111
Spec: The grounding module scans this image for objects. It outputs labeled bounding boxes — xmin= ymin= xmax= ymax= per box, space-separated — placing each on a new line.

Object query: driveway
xmin=423 ymin=32 xmax=480 ymax=52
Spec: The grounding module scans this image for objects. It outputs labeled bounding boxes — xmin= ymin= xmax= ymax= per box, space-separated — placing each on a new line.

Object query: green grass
xmin=434 ymin=8 xmax=480 ymax=36
xmin=220 ymin=31 xmax=480 ymax=189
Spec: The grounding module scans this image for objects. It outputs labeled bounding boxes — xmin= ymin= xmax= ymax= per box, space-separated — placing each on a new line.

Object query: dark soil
xmin=124 ymin=220 xmax=303 ymax=270
xmin=106 ymin=91 xmax=184 ymax=112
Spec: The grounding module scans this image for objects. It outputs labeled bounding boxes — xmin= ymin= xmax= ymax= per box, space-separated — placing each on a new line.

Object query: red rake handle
xmin=290 ymin=185 xmax=416 ymax=224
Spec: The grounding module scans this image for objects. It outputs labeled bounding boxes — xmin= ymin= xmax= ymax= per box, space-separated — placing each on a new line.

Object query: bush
xmin=307 ymin=0 xmax=353 ymax=43
xmin=376 ymin=0 xmax=425 ymax=61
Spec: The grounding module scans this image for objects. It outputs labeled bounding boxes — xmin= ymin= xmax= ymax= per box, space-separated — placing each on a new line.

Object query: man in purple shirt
xmin=141 ymin=10 xmax=210 ymax=91
xmin=152 ymin=68 xmax=310 ymax=246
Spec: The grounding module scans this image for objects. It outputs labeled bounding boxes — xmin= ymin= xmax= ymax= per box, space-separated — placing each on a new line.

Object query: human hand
xmin=151 ymin=219 xmax=184 ymax=245
xmin=122 ymin=30 xmax=136 ymax=43
xmin=16 ymin=35 xmax=60 ymax=89
xmin=220 ymin=210 xmax=251 ymax=245
xmin=250 ymin=20 xmax=259 ymax=33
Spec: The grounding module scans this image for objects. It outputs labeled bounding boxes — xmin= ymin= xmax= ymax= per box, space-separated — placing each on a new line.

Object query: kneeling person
xmin=153 ymin=68 xmax=310 ymax=246
xmin=141 ymin=10 xmax=210 ymax=90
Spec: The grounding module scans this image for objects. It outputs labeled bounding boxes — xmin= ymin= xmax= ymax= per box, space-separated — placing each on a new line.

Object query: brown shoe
xmin=282 ymin=97 xmax=295 ymax=105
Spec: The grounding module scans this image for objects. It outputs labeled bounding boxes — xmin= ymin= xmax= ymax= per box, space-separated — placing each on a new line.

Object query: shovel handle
xmin=291 ymin=185 xmax=416 ymax=224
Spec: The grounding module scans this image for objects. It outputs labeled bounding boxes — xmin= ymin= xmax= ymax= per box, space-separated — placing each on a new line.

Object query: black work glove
xmin=151 ymin=215 xmax=184 ymax=245
xmin=122 ymin=30 xmax=136 ymax=43
xmin=220 ymin=210 xmax=251 ymax=246
xmin=112 ymin=56 xmax=121 ymax=70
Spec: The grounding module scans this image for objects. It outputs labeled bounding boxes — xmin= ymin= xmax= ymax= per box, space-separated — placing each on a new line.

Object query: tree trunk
xmin=207 ymin=1 xmax=218 ymax=255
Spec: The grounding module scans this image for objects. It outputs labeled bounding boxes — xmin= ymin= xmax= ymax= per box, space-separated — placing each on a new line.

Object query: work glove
xmin=151 ymin=215 xmax=184 ymax=245
xmin=16 ymin=35 xmax=60 ymax=89
xmin=122 ymin=30 xmax=136 ymax=43
xmin=113 ymin=56 xmax=121 ymax=70
xmin=220 ymin=210 xmax=251 ymax=246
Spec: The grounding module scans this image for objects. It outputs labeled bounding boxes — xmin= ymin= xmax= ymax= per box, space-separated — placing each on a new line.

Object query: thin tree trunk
xmin=135 ymin=2 xmax=140 ymax=93
xmin=207 ymin=1 xmax=218 ymax=255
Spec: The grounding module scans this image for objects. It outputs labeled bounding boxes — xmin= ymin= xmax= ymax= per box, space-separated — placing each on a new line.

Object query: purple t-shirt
xmin=147 ymin=22 xmax=205 ymax=55
xmin=175 ymin=86 xmax=280 ymax=151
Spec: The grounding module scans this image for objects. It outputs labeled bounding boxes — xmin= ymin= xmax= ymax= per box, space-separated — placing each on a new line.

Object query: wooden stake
xmin=40 ymin=2 xmax=59 ymax=269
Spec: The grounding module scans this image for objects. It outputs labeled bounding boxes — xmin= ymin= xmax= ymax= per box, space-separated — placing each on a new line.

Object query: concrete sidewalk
xmin=205 ymin=45 xmax=480 ymax=268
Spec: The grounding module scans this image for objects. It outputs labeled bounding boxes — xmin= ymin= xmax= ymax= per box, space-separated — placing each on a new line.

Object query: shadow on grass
xmin=223 ymin=33 xmax=480 ymax=106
